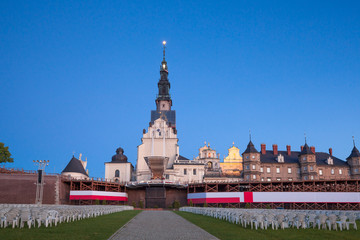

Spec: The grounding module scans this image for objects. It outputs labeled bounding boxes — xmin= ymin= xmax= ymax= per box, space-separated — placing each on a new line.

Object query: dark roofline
xmin=62 ymin=156 xmax=88 ymax=176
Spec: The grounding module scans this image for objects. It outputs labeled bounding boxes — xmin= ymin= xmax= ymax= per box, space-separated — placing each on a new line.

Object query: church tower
xmin=156 ymin=41 xmax=172 ymax=112
xmin=136 ymin=42 xmax=179 ymax=181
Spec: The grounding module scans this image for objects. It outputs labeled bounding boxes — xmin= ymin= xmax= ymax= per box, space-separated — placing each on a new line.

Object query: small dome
xmin=111 ymin=147 xmax=128 ymax=163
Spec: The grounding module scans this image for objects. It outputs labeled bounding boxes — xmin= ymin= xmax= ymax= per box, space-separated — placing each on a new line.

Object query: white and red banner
xmin=70 ymin=190 xmax=128 ymax=201
xmin=188 ymin=192 xmax=360 ymax=204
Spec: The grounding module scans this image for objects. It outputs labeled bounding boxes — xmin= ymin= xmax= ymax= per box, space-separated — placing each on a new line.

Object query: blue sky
xmin=1 ymin=1 xmax=359 ymax=177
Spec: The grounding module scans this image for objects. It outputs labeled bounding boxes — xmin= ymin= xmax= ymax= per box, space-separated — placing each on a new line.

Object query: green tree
xmin=189 ymin=200 xmax=193 ymax=207
xmin=173 ymin=200 xmax=180 ymax=209
xmin=138 ymin=200 xmax=144 ymax=209
xmin=0 ymin=143 xmax=14 ymax=164
xmin=131 ymin=201 xmax=137 ymax=208
xmin=203 ymin=202 xmax=208 ymax=207
xmin=102 ymin=199 xmax=107 ymax=205
xmin=94 ymin=199 xmax=100 ymax=205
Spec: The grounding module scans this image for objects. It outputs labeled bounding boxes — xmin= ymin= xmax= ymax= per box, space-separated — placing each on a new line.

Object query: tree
xmin=138 ymin=200 xmax=144 ymax=209
xmin=0 ymin=143 xmax=14 ymax=164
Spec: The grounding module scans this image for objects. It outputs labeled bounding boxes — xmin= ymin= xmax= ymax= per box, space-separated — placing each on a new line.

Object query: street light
xmin=33 ymin=160 xmax=50 ymax=205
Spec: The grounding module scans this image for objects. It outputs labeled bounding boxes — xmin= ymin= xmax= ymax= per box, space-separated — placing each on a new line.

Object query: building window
xmin=252 ymin=175 xmax=256 ymax=180
xmin=276 ymin=167 xmax=280 ymax=174
xmin=260 ymin=167 xmax=263 ymax=172
xmin=261 ymin=177 xmax=264 ymax=181
xmin=276 ymin=178 xmax=281 ymax=181
xmin=288 ymin=178 xmax=293 ymax=181
xmin=184 ymin=169 xmax=187 ymax=175
xmin=246 ymin=156 xmax=249 ymax=159
xmin=267 ymin=178 xmax=271 ymax=182
xmin=252 ymin=165 xmax=256 ymax=170
xmin=304 ymin=176 xmax=308 ymax=180
xmin=303 ymin=157 xmax=306 ymax=161
xmin=252 ymin=155 xmax=255 ymax=159
xmin=319 ymin=169 xmax=323 ymax=175
xmin=245 ymin=165 xmax=249 ymax=170
xmin=310 ymin=175 xmax=314 ymax=180
xmin=339 ymin=169 xmax=342 ymax=175
xmin=331 ymin=169 xmax=334 ymax=175
xmin=165 ymin=174 xmax=169 ymax=179
xmin=246 ymin=175 xmax=249 ymax=180
xmin=266 ymin=167 xmax=271 ymax=173
xmin=193 ymin=169 xmax=196 ymax=175
xmin=297 ymin=168 xmax=300 ymax=174
xmin=354 ymin=168 xmax=358 ymax=173
xmin=310 ymin=166 xmax=313 ymax=171
xmin=304 ymin=166 xmax=307 ymax=171
xmin=115 ymin=170 xmax=120 ymax=178
xmin=288 ymin=167 xmax=292 ymax=174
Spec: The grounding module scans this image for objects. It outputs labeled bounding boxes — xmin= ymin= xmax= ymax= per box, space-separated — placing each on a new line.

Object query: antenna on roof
xmin=249 ymin=129 xmax=252 ymax=141
xmin=353 ymin=136 xmax=356 ymax=147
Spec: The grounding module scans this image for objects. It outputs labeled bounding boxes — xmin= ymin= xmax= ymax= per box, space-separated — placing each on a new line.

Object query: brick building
xmin=242 ymin=140 xmax=360 ymax=182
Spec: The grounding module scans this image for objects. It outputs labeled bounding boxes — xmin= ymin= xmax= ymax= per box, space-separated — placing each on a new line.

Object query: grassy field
xmin=0 ymin=210 xmax=141 ymax=240
xmin=176 ymin=211 xmax=360 ymax=240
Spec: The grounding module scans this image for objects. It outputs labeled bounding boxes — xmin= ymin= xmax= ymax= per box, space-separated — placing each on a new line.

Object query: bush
xmin=102 ymin=199 xmax=107 ymax=205
xmin=95 ymin=199 xmax=100 ymax=205
xmin=173 ymin=200 xmax=180 ymax=209
xmin=219 ymin=204 xmax=223 ymax=208
xmin=203 ymin=202 xmax=208 ymax=207
xmin=189 ymin=200 xmax=193 ymax=207
xmin=138 ymin=200 xmax=144 ymax=209
xmin=131 ymin=201 xmax=136 ymax=208
xmin=154 ymin=205 xmax=158 ymax=209
xmin=245 ymin=203 xmax=250 ymax=209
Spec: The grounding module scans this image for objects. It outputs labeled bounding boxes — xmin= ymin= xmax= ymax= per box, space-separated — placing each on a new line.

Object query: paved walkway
xmin=109 ymin=211 xmax=219 ymax=240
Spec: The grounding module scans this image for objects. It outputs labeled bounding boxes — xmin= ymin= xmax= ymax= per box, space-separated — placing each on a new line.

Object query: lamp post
xmin=33 ymin=160 xmax=50 ymax=205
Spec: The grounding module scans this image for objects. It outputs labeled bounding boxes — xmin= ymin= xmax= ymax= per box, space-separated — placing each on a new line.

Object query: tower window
xmin=193 ymin=169 xmax=196 ymax=175
xmin=115 ymin=170 xmax=120 ymax=178
xmin=184 ymin=169 xmax=187 ymax=175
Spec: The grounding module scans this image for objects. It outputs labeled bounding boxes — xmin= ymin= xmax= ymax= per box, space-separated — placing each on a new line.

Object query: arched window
xmin=115 ymin=170 xmax=120 ymax=178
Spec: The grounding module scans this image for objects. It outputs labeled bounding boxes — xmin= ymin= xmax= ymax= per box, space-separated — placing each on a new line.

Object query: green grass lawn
xmin=176 ymin=211 xmax=360 ymax=240
xmin=0 ymin=210 xmax=141 ymax=240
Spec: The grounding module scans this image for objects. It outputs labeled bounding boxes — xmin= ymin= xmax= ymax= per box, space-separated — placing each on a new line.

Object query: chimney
xmin=261 ymin=144 xmax=266 ymax=155
xmin=286 ymin=145 xmax=291 ymax=156
xmin=273 ymin=144 xmax=278 ymax=155
xmin=310 ymin=146 xmax=315 ymax=154
xmin=301 ymin=145 xmax=304 ymax=151
xmin=329 ymin=148 xmax=333 ymax=156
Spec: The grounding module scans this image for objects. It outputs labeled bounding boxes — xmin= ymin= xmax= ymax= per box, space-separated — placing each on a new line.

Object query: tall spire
xmin=353 ymin=136 xmax=356 ymax=147
xmin=163 ymin=41 xmax=166 ymax=61
xmin=156 ymin=41 xmax=171 ymax=110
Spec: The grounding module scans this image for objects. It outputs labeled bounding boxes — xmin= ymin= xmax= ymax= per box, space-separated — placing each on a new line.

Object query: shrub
xmin=154 ymin=205 xmax=158 ymax=209
xmin=245 ymin=203 xmax=250 ymax=209
xmin=203 ymin=202 xmax=208 ymax=207
xmin=173 ymin=200 xmax=180 ymax=209
xmin=138 ymin=200 xmax=144 ymax=209
xmin=95 ymin=199 xmax=100 ymax=205
xmin=102 ymin=199 xmax=107 ymax=205
xmin=219 ymin=204 xmax=223 ymax=208
xmin=189 ymin=200 xmax=193 ymax=207
xmin=131 ymin=201 xmax=136 ymax=208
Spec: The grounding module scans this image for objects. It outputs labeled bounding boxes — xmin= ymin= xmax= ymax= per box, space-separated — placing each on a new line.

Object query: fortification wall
xmin=0 ymin=173 xmax=68 ymax=204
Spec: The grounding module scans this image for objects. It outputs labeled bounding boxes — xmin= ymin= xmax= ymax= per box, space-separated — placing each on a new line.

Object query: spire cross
xmin=162 ymin=41 xmax=166 ymax=60
xmin=249 ymin=129 xmax=251 ymax=141
xmin=304 ymin=133 xmax=307 ymax=144
xmin=353 ymin=136 xmax=356 ymax=147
